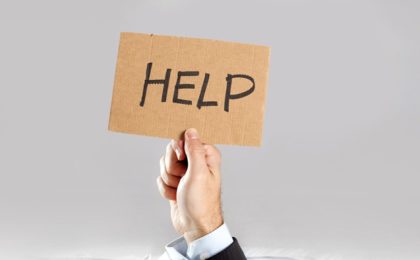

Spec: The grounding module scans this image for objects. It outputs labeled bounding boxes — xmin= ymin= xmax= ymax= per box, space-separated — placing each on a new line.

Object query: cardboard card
xmin=109 ymin=32 xmax=270 ymax=146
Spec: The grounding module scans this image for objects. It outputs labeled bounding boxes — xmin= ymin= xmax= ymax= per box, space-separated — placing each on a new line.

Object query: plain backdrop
xmin=0 ymin=0 xmax=419 ymax=259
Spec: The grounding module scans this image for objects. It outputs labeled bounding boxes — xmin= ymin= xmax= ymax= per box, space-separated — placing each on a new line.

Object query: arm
xmin=157 ymin=128 xmax=246 ymax=260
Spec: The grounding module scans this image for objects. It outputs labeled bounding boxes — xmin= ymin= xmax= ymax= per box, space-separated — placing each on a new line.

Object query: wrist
xmin=183 ymin=216 xmax=223 ymax=243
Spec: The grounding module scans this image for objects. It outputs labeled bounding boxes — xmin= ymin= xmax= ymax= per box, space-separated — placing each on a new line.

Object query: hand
xmin=157 ymin=128 xmax=223 ymax=243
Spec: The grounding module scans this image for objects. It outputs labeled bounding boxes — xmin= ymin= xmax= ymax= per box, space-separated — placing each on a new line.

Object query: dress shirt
xmin=161 ymin=223 xmax=233 ymax=260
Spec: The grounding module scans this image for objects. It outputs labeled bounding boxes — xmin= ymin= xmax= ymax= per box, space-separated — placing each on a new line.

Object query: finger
xmin=203 ymin=144 xmax=221 ymax=175
xmin=160 ymin=156 xmax=181 ymax=188
xmin=164 ymin=141 xmax=187 ymax=177
xmin=167 ymin=139 xmax=185 ymax=163
xmin=184 ymin=128 xmax=207 ymax=176
xmin=173 ymin=139 xmax=186 ymax=161
xmin=156 ymin=176 xmax=177 ymax=201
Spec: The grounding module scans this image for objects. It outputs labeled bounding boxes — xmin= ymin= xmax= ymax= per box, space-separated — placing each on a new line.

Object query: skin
xmin=157 ymin=128 xmax=223 ymax=243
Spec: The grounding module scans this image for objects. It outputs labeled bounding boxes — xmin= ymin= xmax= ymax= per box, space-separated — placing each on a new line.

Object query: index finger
xmin=164 ymin=139 xmax=187 ymax=177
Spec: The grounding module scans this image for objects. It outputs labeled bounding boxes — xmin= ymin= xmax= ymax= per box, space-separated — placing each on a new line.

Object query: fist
xmin=157 ymin=128 xmax=223 ymax=243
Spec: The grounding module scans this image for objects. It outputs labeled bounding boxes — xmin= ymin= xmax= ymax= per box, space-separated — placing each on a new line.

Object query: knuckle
xmin=157 ymin=178 xmax=169 ymax=197
xmin=187 ymin=142 xmax=205 ymax=156
xmin=170 ymin=139 xmax=177 ymax=151
xmin=160 ymin=169 xmax=168 ymax=183
xmin=162 ymin=171 xmax=179 ymax=187
xmin=157 ymin=176 xmax=175 ymax=200
xmin=165 ymin=142 xmax=173 ymax=156
xmin=159 ymin=155 xmax=165 ymax=167
xmin=161 ymin=172 xmax=172 ymax=187
xmin=205 ymin=145 xmax=222 ymax=166
xmin=159 ymin=158 xmax=165 ymax=173
xmin=213 ymin=146 xmax=222 ymax=160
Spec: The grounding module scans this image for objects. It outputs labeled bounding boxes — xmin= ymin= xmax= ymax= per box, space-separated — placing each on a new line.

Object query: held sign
xmin=108 ymin=32 xmax=271 ymax=146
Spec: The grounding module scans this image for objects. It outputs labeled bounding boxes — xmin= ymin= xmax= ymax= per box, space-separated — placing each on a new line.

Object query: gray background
xmin=0 ymin=0 xmax=419 ymax=259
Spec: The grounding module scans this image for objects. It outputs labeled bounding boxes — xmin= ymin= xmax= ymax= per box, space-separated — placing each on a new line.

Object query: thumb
xmin=184 ymin=128 xmax=207 ymax=176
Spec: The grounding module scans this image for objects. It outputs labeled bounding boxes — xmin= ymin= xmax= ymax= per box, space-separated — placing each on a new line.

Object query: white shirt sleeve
xmin=163 ymin=223 xmax=234 ymax=260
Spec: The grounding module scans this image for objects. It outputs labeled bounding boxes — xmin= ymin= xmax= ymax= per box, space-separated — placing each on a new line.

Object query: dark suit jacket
xmin=208 ymin=237 xmax=246 ymax=260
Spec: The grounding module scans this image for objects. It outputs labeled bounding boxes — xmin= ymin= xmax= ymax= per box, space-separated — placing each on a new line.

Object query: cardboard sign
xmin=109 ymin=32 xmax=270 ymax=146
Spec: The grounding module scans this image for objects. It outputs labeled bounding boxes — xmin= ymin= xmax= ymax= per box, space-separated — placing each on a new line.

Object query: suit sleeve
xmin=207 ymin=237 xmax=246 ymax=260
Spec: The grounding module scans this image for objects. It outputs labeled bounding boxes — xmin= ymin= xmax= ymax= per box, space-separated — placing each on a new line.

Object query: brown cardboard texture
xmin=109 ymin=32 xmax=270 ymax=146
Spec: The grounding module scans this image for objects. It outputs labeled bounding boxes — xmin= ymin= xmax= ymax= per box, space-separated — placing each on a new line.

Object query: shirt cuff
xmin=164 ymin=223 xmax=234 ymax=260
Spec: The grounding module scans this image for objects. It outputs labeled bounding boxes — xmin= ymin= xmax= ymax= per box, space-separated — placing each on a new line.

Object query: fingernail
xmin=175 ymin=147 xmax=181 ymax=159
xmin=186 ymin=128 xmax=199 ymax=139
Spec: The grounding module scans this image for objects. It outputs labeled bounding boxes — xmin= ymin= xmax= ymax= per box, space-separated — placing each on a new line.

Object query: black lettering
xmin=197 ymin=73 xmax=218 ymax=109
xmin=224 ymin=74 xmax=255 ymax=112
xmin=139 ymin=62 xmax=171 ymax=107
xmin=173 ymin=71 xmax=199 ymax=105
